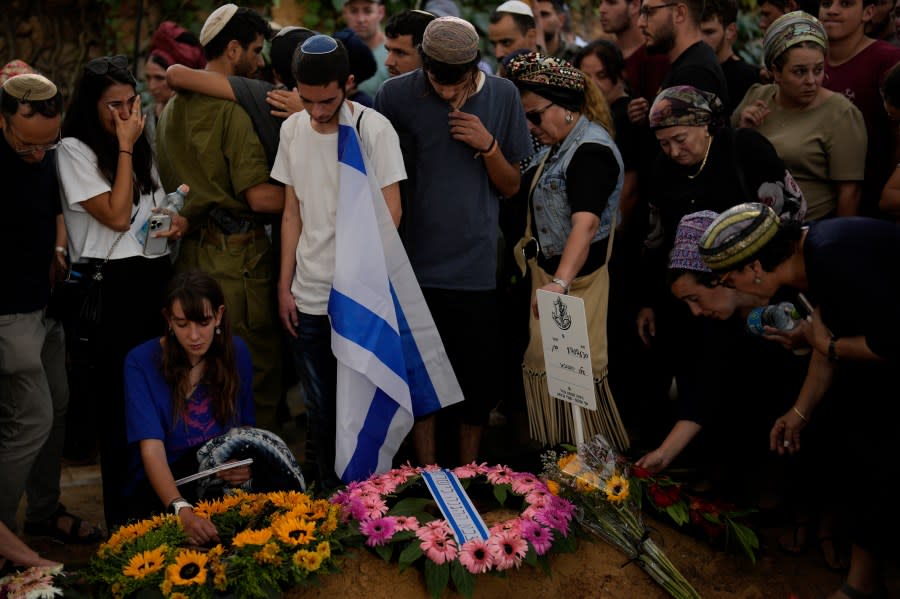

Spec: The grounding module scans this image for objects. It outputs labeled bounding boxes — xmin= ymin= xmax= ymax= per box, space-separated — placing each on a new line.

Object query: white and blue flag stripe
xmin=330 ymin=105 xmax=463 ymax=483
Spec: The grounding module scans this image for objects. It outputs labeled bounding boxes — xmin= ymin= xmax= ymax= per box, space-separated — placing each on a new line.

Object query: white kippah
xmin=200 ymin=3 xmax=239 ymax=46
xmin=496 ymin=0 xmax=534 ymax=17
xmin=2 ymin=73 xmax=57 ymax=102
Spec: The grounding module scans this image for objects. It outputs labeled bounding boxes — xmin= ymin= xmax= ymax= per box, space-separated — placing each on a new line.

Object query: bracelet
xmin=551 ymin=277 xmax=570 ymax=294
xmin=827 ymin=335 xmax=839 ymax=362
xmin=475 ymin=136 xmax=498 ymax=159
xmin=792 ymin=406 xmax=808 ymax=423
xmin=54 ymin=246 xmax=67 ymax=256
xmin=119 ymin=149 xmax=133 ymax=156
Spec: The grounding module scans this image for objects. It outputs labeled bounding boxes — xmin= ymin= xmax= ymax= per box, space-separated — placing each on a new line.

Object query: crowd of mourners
xmin=2 ymin=0 xmax=899 ymax=597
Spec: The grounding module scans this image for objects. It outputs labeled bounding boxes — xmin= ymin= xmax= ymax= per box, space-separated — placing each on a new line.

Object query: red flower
xmin=648 ymin=483 xmax=681 ymax=508
xmin=630 ymin=466 xmax=651 ymax=479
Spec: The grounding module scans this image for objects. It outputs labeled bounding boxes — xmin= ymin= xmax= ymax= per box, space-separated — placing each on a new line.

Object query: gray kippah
xmin=421 ymin=16 xmax=479 ymax=64
xmin=2 ymin=73 xmax=57 ymax=102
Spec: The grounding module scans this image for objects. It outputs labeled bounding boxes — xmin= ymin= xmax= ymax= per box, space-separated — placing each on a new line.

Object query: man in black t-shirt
xmin=0 ymin=73 xmax=101 ymax=546
xmin=700 ymin=0 xmax=761 ymax=117
xmin=627 ymin=0 xmax=728 ymax=121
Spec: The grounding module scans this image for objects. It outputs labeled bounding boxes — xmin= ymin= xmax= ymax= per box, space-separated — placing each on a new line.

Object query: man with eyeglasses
xmin=0 ymin=73 xmax=102 ymax=547
xmin=157 ymin=4 xmax=286 ymax=431
xmin=627 ymin=0 xmax=728 ymax=123
xmin=375 ymin=16 xmax=531 ymax=468
xmin=598 ymin=0 xmax=670 ymax=103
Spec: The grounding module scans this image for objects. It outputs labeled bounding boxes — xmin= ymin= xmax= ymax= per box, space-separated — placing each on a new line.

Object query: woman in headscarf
xmin=634 ymin=84 xmax=806 ymax=486
xmin=699 ymin=203 xmax=900 ymax=599
xmin=734 ymin=11 xmax=866 ymax=221
xmin=144 ymin=21 xmax=205 ymax=149
xmin=505 ymin=52 xmax=627 ymax=448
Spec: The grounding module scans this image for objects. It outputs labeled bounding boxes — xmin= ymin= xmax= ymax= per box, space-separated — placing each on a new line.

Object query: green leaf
xmin=374 ymin=543 xmax=393 ymax=561
xmin=551 ymin=531 xmax=578 ymax=553
xmin=493 ymin=483 xmax=510 ymax=506
xmin=424 ymin=559 xmax=450 ymax=599
xmin=450 ymin=560 xmax=476 ymax=598
xmin=390 ymin=497 xmax=434 ymax=516
xmin=398 ymin=542 xmax=424 ymax=572
xmin=524 ymin=545 xmax=538 ymax=566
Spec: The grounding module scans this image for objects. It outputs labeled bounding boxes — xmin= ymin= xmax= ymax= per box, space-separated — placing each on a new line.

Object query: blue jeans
xmin=287 ymin=312 xmax=341 ymax=490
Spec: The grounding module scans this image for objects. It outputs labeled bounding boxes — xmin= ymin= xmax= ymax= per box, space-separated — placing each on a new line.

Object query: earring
xmin=565 ymin=111 xmax=573 ymax=124
xmin=168 ymin=327 xmax=174 ymax=336
xmin=215 ymin=326 xmax=222 ymax=335
xmin=754 ymin=276 xmax=761 ymax=285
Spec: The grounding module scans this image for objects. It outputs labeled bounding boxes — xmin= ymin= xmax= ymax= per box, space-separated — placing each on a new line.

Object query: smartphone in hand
xmin=143 ymin=213 xmax=171 ymax=255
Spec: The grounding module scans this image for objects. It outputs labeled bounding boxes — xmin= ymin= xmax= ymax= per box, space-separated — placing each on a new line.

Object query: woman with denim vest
xmin=505 ymin=52 xmax=627 ymax=448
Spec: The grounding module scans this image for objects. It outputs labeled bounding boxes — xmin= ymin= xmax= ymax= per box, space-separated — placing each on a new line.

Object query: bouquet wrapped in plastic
xmin=542 ymin=435 xmax=701 ymax=599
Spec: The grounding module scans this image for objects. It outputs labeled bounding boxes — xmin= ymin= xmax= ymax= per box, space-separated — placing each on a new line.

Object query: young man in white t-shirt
xmin=271 ymin=35 xmax=406 ymax=490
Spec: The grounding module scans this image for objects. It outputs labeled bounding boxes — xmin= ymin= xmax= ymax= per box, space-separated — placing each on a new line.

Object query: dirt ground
xmin=19 ymin=416 xmax=900 ymax=599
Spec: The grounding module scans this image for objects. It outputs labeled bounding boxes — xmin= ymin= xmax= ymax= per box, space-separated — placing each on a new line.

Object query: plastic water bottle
xmin=136 ymin=184 xmax=189 ymax=246
xmin=746 ymin=302 xmax=802 ymax=336
xmin=161 ymin=183 xmax=189 ymax=214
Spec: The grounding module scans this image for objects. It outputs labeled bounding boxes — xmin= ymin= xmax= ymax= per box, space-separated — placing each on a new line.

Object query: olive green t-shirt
xmin=732 ymin=83 xmax=867 ymax=221
xmin=156 ymin=92 xmax=271 ymax=232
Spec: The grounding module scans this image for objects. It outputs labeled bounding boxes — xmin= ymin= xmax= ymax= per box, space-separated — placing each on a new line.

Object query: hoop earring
xmin=565 ymin=111 xmax=573 ymax=124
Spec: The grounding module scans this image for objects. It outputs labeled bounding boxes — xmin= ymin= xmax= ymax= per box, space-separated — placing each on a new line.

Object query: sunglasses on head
xmin=85 ymin=55 xmax=130 ymax=76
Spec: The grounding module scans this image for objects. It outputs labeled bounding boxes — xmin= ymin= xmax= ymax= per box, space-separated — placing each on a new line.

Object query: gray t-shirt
xmin=375 ymin=70 xmax=532 ymax=290
xmin=228 ymin=76 xmax=282 ymax=168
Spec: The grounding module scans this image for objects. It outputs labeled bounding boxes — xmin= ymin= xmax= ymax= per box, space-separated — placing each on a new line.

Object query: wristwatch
xmin=170 ymin=497 xmax=193 ymax=515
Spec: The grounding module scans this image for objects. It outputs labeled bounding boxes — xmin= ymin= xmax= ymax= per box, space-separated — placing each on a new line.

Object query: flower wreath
xmin=330 ymin=463 xmax=577 ymax=599
xmin=86 ymin=490 xmax=352 ymax=599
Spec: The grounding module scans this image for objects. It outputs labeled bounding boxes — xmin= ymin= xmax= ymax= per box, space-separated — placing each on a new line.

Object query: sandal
xmin=23 ymin=503 xmax=103 ymax=545
xmin=818 ymin=536 xmax=850 ymax=572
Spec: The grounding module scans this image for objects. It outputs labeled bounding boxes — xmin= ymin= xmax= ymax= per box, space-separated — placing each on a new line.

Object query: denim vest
xmin=531 ymin=115 xmax=623 ymax=258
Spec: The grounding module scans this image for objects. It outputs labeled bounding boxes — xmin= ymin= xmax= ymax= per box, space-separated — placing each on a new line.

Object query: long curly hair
xmin=160 ymin=270 xmax=239 ymax=429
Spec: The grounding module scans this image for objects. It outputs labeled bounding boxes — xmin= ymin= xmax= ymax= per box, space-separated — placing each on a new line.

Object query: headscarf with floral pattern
xmin=505 ymin=52 xmax=585 ymax=112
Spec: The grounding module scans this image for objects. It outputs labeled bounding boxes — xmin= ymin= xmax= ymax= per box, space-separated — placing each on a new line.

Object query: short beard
xmin=646 ymin=30 xmax=676 ymax=55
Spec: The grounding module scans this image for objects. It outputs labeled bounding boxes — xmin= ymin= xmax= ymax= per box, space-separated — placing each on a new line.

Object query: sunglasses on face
xmin=525 ymin=102 xmax=555 ymax=127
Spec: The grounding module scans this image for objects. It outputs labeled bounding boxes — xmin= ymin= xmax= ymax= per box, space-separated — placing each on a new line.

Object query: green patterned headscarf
xmin=763 ymin=11 xmax=827 ymax=69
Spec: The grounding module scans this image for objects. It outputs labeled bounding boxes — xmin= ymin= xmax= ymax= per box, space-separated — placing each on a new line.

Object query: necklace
xmin=687 ymin=135 xmax=714 ymax=180
xmin=189 ymin=357 xmax=205 ymax=369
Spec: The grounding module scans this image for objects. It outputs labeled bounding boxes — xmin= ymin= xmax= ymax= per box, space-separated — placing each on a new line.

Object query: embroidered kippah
xmin=421 ymin=16 xmax=479 ymax=64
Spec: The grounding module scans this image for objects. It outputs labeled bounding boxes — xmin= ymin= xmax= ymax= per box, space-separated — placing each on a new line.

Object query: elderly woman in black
xmin=632 ymin=84 xmax=806 ymax=446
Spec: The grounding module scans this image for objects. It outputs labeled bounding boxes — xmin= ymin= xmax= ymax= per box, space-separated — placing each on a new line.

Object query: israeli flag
xmin=329 ymin=106 xmax=464 ymax=483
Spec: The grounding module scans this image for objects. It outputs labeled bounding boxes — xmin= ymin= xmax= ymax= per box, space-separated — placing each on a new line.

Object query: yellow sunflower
xmin=545 ymin=479 xmax=560 ymax=496
xmin=232 ymin=528 xmax=273 ymax=547
xmin=557 ymin=453 xmax=577 ymax=471
xmin=218 ymin=492 xmax=245 ymax=511
xmin=254 ymin=542 xmax=283 ymax=566
xmin=165 ymin=550 xmax=208 ymax=586
xmin=293 ymin=549 xmax=323 ymax=572
xmin=123 ymin=545 xmax=168 ymax=579
xmin=310 ymin=499 xmax=331 ymax=520
xmin=575 ymin=470 xmax=601 ymax=493
xmin=268 ymin=490 xmax=312 ymax=509
xmin=315 ymin=541 xmax=331 ymax=559
xmin=211 ymin=561 xmax=228 ymax=590
xmin=604 ymin=474 xmax=630 ymax=503
xmin=170 ymin=593 xmax=189 ymax=599
xmin=193 ymin=498 xmax=226 ymax=519
xmin=272 ymin=515 xmax=316 ymax=546
xmin=100 ymin=520 xmax=154 ymax=556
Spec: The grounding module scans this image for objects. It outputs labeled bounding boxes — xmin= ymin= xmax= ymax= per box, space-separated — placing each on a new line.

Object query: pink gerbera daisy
xmin=485 ymin=465 xmax=514 ymax=485
xmin=487 ymin=529 xmax=527 ymax=570
xmin=420 ymin=534 xmax=458 ymax=564
xmin=360 ymin=517 xmax=398 ymax=546
xmin=520 ymin=519 xmax=554 ymax=555
xmin=393 ymin=515 xmax=420 ymax=532
xmin=525 ymin=487 xmax=553 ymax=507
xmin=535 ymin=508 xmax=570 ymax=536
xmin=511 ymin=473 xmax=540 ymax=494
xmin=459 ymin=538 xmax=494 ymax=574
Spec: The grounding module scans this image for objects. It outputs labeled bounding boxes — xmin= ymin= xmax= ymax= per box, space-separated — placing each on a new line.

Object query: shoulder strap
xmin=355 ymin=106 xmax=366 ymax=139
